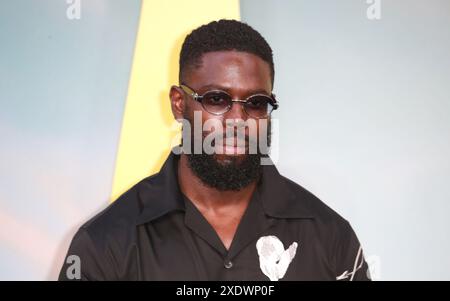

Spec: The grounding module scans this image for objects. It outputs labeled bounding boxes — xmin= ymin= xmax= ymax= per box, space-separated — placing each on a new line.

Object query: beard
xmin=182 ymin=116 xmax=272 ymax=191
xmin=187 ymin=152 xmax=262 ymax=191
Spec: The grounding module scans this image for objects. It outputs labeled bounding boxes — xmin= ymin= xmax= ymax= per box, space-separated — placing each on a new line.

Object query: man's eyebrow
xmin=199 ymin=84 xmax=270 ymax=96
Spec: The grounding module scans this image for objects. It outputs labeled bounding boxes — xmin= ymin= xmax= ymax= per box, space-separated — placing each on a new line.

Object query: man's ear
xmin=169 ymin=85 xmax=185 ymax=120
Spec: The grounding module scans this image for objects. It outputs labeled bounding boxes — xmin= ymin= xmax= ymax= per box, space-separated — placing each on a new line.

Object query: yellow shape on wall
xmin=110 ymin=0 xmax=241 ymax=201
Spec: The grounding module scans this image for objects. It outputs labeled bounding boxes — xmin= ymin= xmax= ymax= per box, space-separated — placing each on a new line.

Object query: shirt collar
xmin=257 ymin=156 xmax=316 ymax=219
xmin=136 ymin=151 xmax=315 ymax=225
xmin=135 ymin=151 xmax=185 ymax=225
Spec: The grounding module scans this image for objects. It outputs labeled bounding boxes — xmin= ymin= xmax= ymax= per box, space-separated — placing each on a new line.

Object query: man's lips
xmin=206 ymin=136 xmax=249 ymax=146
xmin=215 ymin=137 xmax=249 ymax=155
xmin=199 ymin=133 xmax=259 ymax=155
xmin=224 ymin=138 xmax=247 ymax=147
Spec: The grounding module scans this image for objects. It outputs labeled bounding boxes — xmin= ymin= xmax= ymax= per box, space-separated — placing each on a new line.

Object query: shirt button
xmin=224 ymin=260 xmax=233 ymax=269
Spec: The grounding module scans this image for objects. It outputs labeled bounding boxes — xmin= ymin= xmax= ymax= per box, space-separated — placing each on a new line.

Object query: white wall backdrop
xmin=241 ymin=0 xmax=450 ymax=280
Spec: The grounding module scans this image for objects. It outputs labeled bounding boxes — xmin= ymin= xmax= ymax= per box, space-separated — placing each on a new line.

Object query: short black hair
xmin=179 ymin=19 xmax=274 ymax=87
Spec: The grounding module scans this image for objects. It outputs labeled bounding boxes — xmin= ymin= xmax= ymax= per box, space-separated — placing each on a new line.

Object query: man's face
xmin=172 ymin=50 xmax=273 ymax=191
xmin=183 ymin=51 xmax=272 ymax=159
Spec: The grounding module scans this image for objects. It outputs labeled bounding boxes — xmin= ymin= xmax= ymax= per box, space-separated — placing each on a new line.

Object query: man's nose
xmin=223 ymin=100 xmax=247 ymax=121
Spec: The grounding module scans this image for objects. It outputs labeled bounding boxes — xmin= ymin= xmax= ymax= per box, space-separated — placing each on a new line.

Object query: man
xmin=59 ymin=19 xmax=370 ymax=281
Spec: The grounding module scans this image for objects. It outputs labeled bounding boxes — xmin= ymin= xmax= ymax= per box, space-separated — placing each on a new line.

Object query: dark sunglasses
xmin=179 ymin=84 xmax=279 ymax=118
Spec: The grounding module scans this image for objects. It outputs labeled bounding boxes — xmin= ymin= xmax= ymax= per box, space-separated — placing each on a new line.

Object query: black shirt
xmin=59 ymin=152 xmax=370 ymax=281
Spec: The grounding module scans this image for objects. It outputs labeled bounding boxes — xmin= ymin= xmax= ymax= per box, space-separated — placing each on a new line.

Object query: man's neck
xmin=177 ymin=153 xmax=257 ymax=215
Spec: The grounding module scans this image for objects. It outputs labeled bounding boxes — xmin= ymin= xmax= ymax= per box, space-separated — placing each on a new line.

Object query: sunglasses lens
xmin=244 ymin=96 xmax=272 ymax=118
xmin=202 ymin=91 xmax=232 ymax=114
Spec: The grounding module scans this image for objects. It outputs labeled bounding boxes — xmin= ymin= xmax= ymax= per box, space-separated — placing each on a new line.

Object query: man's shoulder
xmin=280 ymin=174 xmax=358 ymax=255
xmin=281 ymin=174 xmax=349 ymax=227
xmin=59 ymin=175 xmax=161 ymax=280
xmin=77 ymin=175 xmax=158 ymax=246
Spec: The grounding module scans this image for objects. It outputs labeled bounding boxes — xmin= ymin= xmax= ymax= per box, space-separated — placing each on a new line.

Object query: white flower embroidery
xmin=256 ymin=235 xmax=298 ymax=281
xmin=336 ymin=245 xmax=365 ymax=281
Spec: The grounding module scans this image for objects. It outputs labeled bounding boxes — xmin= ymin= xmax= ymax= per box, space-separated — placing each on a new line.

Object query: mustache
xmin=180 ymin=114 xmax=272 ymax=154
xmin=200 ymin=132 xmax=258 ymax=146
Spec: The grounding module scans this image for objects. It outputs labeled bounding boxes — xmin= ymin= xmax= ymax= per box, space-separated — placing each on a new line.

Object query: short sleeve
xmin=334 ymin=221 xmax=371 ymax=281
xmin=58 ymin=228 xmax=114 ymax=281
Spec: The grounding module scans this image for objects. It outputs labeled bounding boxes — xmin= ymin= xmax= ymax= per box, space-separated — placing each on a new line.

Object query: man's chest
xmin=132 ymin=220 xmax=335 ymax=281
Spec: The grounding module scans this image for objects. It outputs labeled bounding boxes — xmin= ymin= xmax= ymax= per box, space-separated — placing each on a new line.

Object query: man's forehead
xmin=196 ymin=83 xmax=270 ymax=96
xmin=187 ymin=50 xmax=272 ymax=93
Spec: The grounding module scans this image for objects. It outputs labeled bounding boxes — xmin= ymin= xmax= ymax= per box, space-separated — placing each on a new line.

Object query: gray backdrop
xmin=241 ymin=0 xmax=450 ymax=280
xmin=1 ymin=0 xmax=449 ymax=280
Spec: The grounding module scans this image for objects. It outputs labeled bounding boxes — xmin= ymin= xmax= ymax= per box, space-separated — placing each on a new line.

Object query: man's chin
xmin=186 ymin=151 xmax=262 ymax=191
